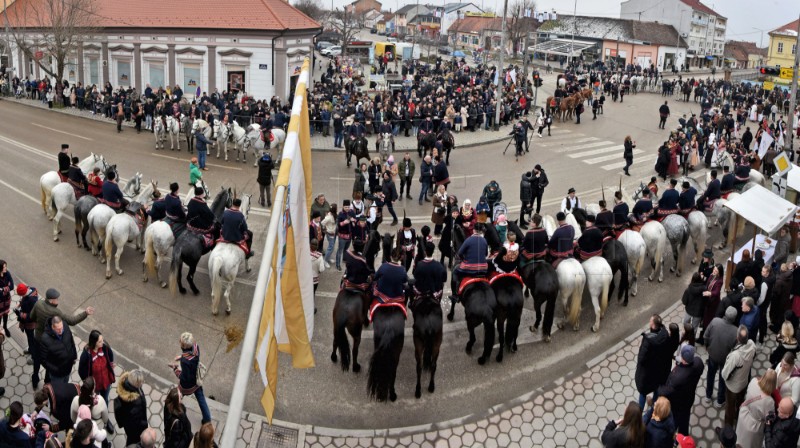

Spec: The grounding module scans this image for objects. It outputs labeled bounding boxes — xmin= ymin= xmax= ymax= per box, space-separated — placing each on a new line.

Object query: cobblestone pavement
xmin=1 ymin=286 xmax=776 ymax=447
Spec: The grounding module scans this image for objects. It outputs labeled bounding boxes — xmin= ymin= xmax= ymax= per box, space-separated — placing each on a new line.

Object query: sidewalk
xmin=1 ymin=96 xmax=523 ymax=152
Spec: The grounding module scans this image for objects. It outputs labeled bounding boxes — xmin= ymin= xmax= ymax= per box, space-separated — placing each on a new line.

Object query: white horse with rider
xmin=40 ymin=154 xmax=107 ymax=220
xmin=104 ymin=180 xmax=157 ymax=279
xmin=208 ymin=194 xmax=252 ymax=315
xmin=245 ymin=124 xmax=286 ymax=166
xmin=213 ymin=120 xmax=249 ymax=162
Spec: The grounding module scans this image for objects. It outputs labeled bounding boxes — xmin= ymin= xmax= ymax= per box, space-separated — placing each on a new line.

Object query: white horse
xmin=40 ymin=154 xmax=106 ymax=220
xmin=245 ymin=124 xmax=286 ymax=166
xmin=86 ymin=174 xmax=144 ymax=261
xmin=104 ymin=181 xmax=156 ymax=279
xmin=213 ymin=120 xmax=231 ymax=159
xmin=165 ymin=115 xmax=181 ymax=150
xmin=687 ymin=211 xmax=708 ymax=264
xmin=541 ymin=215 xmax=587 ymax=332
xmin=621 ymin=187 xmax=667 ymax=282
xmin=191 ymin=119 xmax=214 ymax=150
xmin=154 ymin=118 xmax=167 ymax=149
xmin=379 ymin=132 xmax=393 ymax=161
xmin=661 ymin=214 xmax=690 ymax=277
xmin=208 ymin=194 xmax=252 ymax=315
xmin=582 ymin=256 xmax=613 ymax=332
xmin=142 ymin=220 xmax=174 ymax=288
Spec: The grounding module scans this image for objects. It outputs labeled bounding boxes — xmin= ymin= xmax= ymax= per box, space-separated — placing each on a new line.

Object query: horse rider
xmin=733 ymin=163 xmax=751 ymax=190
xmin=186 ymin=186 xmax=217 ymax=250
xmin=630 ymin=188 xmax=654 ymax=226
xmin=147 ymin=189 xmax=166 ymax=222
xmin=548 ymin=212 xmax=575 ymax=265
xmin=372 ymin=247 xmax=408 ymax=319
xmin=411 ymin=241 xmax=447 ymax=305
xmin=491 ymin=232 xmax=520 ymax=274
xmin=419 ymin=115 xmax=435 ymax=136
xmin=612 ymin=191 xmax=629 ymax=232
xmin=396 ymin=217 xmax=417 ymax=272
xmin=57 ymin=143 xmax=70 ymax=182
xmin=67 ymin=156 xmax=88 ymax=197
xmin=375 ymin=120 xmax=394 ymax=152
xmin=342 ymin=239 xmax=372 ymax=291
xmin=678 ymin=181 xmax=697 ymax=217
xmin=595 ymin=200 xmax=614 ymax=238
xmin=164 ymin=182 xmax=186 ymax=222
xmin=100 ymin=171 xmax=128 ymax=212
xmin=449 ymin=222 xmax=489 ymax=305
xmin=720 ymin=165 xmax=734 ymax=195
xmin=352 ymin=216 xmax=370 ymax=246
xmin=220 ymin=198 xmax=255 ymax=259
xmin=349 ymin=118 xmax=366 ymax=139
xmin=656 ymin=179 xmax=680 ymax=218
xmin=698 ymin=169 xmax=721 ymax=212
xmin=576 ymin=215 xmax=603 ymax=261
xmin=86 ymin=167 xmax=104 ymax=198
xmin=560 ymin=188 xmax=582 ymax=215
xmin=521 ymin=214 xmax=548 ymax=265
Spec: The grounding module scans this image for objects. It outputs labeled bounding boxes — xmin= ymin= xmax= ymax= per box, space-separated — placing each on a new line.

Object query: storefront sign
xmin=259 ymin=64 xmax=268 ymax=70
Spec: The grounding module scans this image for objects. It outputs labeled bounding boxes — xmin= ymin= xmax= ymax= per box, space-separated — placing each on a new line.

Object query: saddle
xmin=487 ymin=271 xmax=523 ymax=287
xmin=188 ymin=225 xmax=216 ymax=252
xmin=409 ymin=287 xmax=443 ymax=311
xmin=457 ymin=276 xmax=488 ymax=296
xmin=163 ymin=217 xmax=187 ymax=239
xmin=341 ymin=279 xmax=371 ymax=294
xmin=369 ymin=284 xmax=407 ymax=322
xmin=58 ymin=172 xmax=68 ymax=183
xmin=217 ymin=238 xmax=249 ymax=256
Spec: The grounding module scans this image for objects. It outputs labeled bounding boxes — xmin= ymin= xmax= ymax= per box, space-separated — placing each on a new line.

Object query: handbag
xmin=196 ymin=361 xmax=207 ymax=387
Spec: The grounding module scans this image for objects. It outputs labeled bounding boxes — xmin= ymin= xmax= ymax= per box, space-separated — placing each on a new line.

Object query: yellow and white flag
xmin=256 ymin=58 xmax=316 ymax=423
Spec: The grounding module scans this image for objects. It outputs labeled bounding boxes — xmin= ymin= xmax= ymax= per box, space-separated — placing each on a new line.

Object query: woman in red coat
xmin=667 ymin=140 xmax=680 ymax=176
xmin=699 ymin=264 xmax=724 ymax=343
xmin=87 ymin=167 xmax=104 ymax=198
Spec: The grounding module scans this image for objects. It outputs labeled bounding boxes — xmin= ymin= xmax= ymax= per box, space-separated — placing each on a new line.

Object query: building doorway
xmin=227 ymin=70 xmax=245 ymax=94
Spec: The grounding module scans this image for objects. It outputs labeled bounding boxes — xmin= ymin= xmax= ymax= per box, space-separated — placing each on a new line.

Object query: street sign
xmin=780 ymin=67 xmax=794 ymax=79
xmin=763 ymin=81 xmax=775 ymax=90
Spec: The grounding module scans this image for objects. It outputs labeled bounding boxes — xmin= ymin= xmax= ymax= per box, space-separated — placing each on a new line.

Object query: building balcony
xmin=691 ymin=18 xmax=708 ymax=26
xmin=715 ymin=22 xmax=726 ymax=30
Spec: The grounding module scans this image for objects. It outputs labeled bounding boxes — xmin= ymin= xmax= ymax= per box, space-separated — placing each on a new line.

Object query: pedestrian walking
xmin=431 ymin=185 xmax=448 ymax=236
xmin=574 ymin=101 xmax=583 ymax=124
xmin=722 ymin=326 xmax=756 ymax=427
xmin=519 ymin=172 xmax=533 ymax=227
xmin=382 ymin=172 xmax=399 ymax=226
xmin=164 ymin=387 xmax=193 ymax=448
xmin=321 ymin=203 xmax=337 ymax=268
xmin=531 ymin=164 xmax=548 ymax=214
xmin=115 ymin=101 xmax=124 ymax=133
xmin=310 ymin=239 xmax=324 ymax=313
xmin=114 ymin=369 xmax=149 ymax=445
xmin=623 ymin=136 xmax=635 ymax=176
xmin=257 ymin=151 xmax=274 ymax=207
xmin=592 ymin=97 xmax=599 ymax=120
xmin=169 ymin=332 xmax=212 ymax=424
xmin=40 ymin=316 xmax=78 ymax=384
xmin=681 ymin=273 xmax=706 ymax=334
xmin=418 ymin=155 xmax=433 ymax=205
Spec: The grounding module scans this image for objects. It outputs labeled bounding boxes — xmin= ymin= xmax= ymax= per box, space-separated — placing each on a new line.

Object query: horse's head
xmin=452 ymin=224 xmax=465 ymax=255
xmin=240 ymin=194 xmax=252 ymax=219
xmin=211 ymin=186 xmax=232 ymax=222
xmin=483 ymin=222 xmax=502 ymax=252
xmin=125 ymin=172 xmax=142 ymax=197
xmin=507 ymin=220 xmax=524 ymax=244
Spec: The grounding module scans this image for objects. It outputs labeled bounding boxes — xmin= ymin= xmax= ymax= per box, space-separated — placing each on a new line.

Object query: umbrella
xmin=452 ymin=50 xmax=465 ymax=57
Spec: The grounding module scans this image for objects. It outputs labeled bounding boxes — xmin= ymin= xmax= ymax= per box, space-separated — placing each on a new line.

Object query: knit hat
xmin=680 ymin=345 xmax=695 ymax=363
xmin=16 ymin=283 xmax=27 ymax=297
xmin=715 ymin=426 xmax=737 ymax=448
xmin=77 ymin=405 xmax=91 ymax=421
xmin=724 ymin=306 xmax=737 ymax=323
xmin=496 ymin=214 xmax=507 ymax=225
xmin=675 ymin=434 xmax=696 ymax=448
xmin=45 ymin=288 xmax=60 ymax=300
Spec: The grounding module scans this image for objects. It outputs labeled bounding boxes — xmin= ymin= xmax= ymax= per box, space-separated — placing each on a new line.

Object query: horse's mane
xmin=210 ymin=187 xmax=231 ymax=222
xmin=483 ymin=223 xmax=502 ymax=252
xmin=507 ymin=220 xmax=524 ymax=243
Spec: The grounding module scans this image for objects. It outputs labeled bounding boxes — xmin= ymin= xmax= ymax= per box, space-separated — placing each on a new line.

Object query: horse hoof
xmin=191 ymin=289 xmax=200 ymax=296
xmin=353 ymin=363 xmax=361 ymax=373
xmin=478 ymin=357 xmax=487 ymax=365
xmin=658 ymin=277 xmax=664 ymax=283
xmin=495 ymin=353 xmax=503 ymax=363
xmin=669 ymin=267 xmax=675 ymax=273
xmin=225 ymin=308 xmax=231 ymax=315
xmin=143 ymin=277 xmax=148 ymax=283
xmin=179 ymin=289 xmax=187 ymax=295
xmin=160 ymin=282 xmax=167 ymax=289
xmin=117 ymin=269 xmax=123 ymax=276
xmin=415 ymin=388 xmax=422 ymax=399
xmin=330 ymin=353 xmax=337 ymax=363
xmin=465 ymin=343 xmax=473 ymax=355
xmin=390 ymin=392 xmax=397 ymax=402
xmin=58 ymin=230 xmax=62 ymax=234
xmin=529 ymin=325 xmax=538 ymax=333
xmin=53 ymin=236 xmax=59 ymax=242
xmin=246 ymin=267 xmax=252 ymax=273
xmin=544 ymin=335 xmax=552 ymax=343
xmin=447 ymin=312 xmax=454 ymax=322
xmin=648 ymin=275 xmax=654 ymax=282
xmin=212 ymin=310 xmax=218 ymax=316
xmin=556 ymin=322 xmax=565 ymax=330
xmin=105 ymin=272 xmax=111 ymax=279
xmin=591 ymin=325 xmax=599 ymax=332
xmin=676 ymin=271 xmax=682 ymax=277
xmin=572 ymin=325 xmax=580 ymax=332
xmin=691 ymin=259 xmax=697 ymax=265
xmin=428 ymin=384 xmax=435 ymax=393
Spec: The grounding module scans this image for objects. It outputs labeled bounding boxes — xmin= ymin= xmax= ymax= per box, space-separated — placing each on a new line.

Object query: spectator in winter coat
xmin=0 ymin=402 xmax=33 ymax=447
xmin=740 ymin=297 xmax=760 ymax=342
xmin=722 ymin=326 xmax=757 ymax=427
xmin=77 ymin=330 xmax=116 ymax=408
xmin=736 ymin=369 xmax=777 ymax=448
xmin=600 ymin=401 xmax=646 ymax=448
xmin=170 ymin=333 xmax=211 ymax=424
xmin=635 ymin=315 xmax=673 ymax=410
xmin=775 ymin=352 xmax=800 ymax=406
xmin=34 ymin=382 xmax=80 ymax=433
xmin=682 ymin=273 xmax=706 ymax=333
xmin=256 ymin=152 xmax=274 ymax=207
xmin=771 ymin=265 xmax=794 ymax=333
xmin=519 ymin=172 xmax=533 ymax=228
xmin=657 ymin=345 xmax=704 ymax=435
xmin=642 ymin=397 xmax=676 ymax=448
xmin=114 ymin=370 xmax=148 ymax=446
xmin=771 ymin=322 xmax=800 ymax=368
xmin=40 ymin=316 xmax=78 ymax=384
xmin=704 ymin=306 xmax=739 ymax=407
xmin=764 ymin=398 xmax=800 ymax=448
xmin=163 ymin=388 xmax=193 ymax=448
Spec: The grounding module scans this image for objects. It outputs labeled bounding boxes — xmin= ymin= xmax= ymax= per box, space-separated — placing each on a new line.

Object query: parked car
xmin=403 ymin=35 xmax=413 ymax=42
xmin=316 ymin=41 xmax=334 ymax=51
xmin=378 ymin=30 xmax=386 ymax=36
xmin=322 ymin=45 xmax=342 ymax=57
xmin=387 ymin=37 xmax=397 ymax=43
xmin=438 ymin=46 xmax=453 ymax=56
xmin=370 ymin=28 xmax=377 ymax=34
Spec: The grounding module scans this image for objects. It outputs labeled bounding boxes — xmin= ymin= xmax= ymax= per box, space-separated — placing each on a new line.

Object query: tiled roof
xmin=770 ymin=18 xmax=799 ymax=37
xmin=630 ymin=21 xmax=687 ymax=47
xmin=444 ymin=2 xmax=478 ymax=13
xmin=395 ymin=4 xmax=417 ymax=15
xmin=679 ymin=0 xmax=725 ymax=19
xmin=4 ymin=0 xmax=319 ymax=31
xmin=449 ymin=16 xmax=502 ymax=34
xmin=725 ymin=40 xmax=766 ymax=59
xmin=539 ymin=16 xmax=686 ymax=47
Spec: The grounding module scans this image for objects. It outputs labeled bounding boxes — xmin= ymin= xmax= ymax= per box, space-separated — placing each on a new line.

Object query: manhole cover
xmin=257 ymin=423 xmax=299 ymax=448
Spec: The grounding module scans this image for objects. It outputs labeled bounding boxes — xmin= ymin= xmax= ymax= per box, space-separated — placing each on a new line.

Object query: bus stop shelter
xmin=527 ymin=38 xmax=596 ymax=58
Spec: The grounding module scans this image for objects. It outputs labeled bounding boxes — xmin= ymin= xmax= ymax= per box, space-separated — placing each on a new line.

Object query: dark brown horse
xmin=409 ymin=288 xmax=443 ymax=398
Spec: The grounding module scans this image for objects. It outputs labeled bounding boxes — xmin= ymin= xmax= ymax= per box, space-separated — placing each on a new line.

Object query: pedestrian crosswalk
xmin=535 ymin=126 xmax=658 ymax=173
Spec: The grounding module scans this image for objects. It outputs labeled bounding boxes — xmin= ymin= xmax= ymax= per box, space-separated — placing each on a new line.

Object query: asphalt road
xmin=0 ymin=86 xmax=718 ymax=429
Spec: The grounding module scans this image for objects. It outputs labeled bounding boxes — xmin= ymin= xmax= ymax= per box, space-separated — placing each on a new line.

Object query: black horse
xmin=449 ymin=225 xmax=496 ymax=365
xmin=602 ymin=239 xmax=630 ymax=306
xmin=408 ymin=284 xmax=443 ymax=398
xmin=345 ymin=135 xmax=369 ymax=167
xmin=507 ymin=221 xmax=559 ymax=342
xmin=168 ymin=187 xmax=231 ymax=295
xmin=417 ymin=131 xmax=436 ymax=158
xmin=438 ymin=129 xmax=455 ymax=165
xmin=484 ymin=223 xmax=523 ymax=362
xmin=331 ymin=230 xmax=382 ymax=373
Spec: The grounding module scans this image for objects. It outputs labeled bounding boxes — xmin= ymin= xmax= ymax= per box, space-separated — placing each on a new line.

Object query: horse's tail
xmin=40 ymin=183 xmax=47 ymax=211
xmin=567 ymin=269 xmax=585 ymax=326
xmin=600 ymin=271 xmax=611 ymax=315
xmin=618 ymin=249 xmax=630 ymax=303
xmin=144 ymin=229 xmax=157 ymax=279
xmin=103 ymin=225 xmax=114 ymax=261
xmin=506 ymin=288 xmax=524 ymax=351
xmin=367 ymin=308 xmax=404 ymax=402
xmin=208 ymin=252 xmax=223 ymax=313
xmin=168 ymin=244 xmax=183 ymax=296
xmin=333 ymin=303 xmax=351 ymax=372
xmin=73 ymin=203 xmax=83 ymax=235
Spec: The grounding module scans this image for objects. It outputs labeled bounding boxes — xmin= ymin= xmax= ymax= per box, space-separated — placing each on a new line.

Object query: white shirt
xmin=560 ymin=196 xmax=581 ymax=214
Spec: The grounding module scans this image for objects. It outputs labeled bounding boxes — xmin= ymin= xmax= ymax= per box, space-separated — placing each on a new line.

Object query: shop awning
xmin=528 ymin=38 xmax=596 ymax=57
xmin=724 ymin=184 xmax=798 ymax=235
xmin=705 ymin=55 xmax=714 ymax=60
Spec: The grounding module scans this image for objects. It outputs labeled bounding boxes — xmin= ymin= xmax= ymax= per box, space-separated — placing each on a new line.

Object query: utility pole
xmin=785 ymin=14 xmax=800 ymax=152
xmin=569 ymin=0 xmax=577 ymax=67
xmin=493 ymin=0 xmax=509 ymax=131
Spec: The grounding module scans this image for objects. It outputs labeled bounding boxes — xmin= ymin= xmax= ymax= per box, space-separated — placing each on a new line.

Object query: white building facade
xmin=621 ymin=0 xmax=726 ymax=68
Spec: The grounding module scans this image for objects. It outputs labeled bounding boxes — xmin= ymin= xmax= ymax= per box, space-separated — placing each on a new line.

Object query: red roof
xmin=679 ymin=0 xmax=724 ymax=19
xmin=770 ymin=18 xmax=800 ymax=36
xmin=5 ymin=0 xmax=319 ymax=31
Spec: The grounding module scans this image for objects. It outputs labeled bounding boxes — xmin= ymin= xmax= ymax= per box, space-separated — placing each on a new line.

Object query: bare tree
xmin=328 ymin=7 xmax=360 ymax=56
xmin=507 ymin=0 xmax=536 ymax=56
xmin=5 ymin=0 xmax=98 ymax=104
xmin=292 ymin=0 xmax=328 ymax=23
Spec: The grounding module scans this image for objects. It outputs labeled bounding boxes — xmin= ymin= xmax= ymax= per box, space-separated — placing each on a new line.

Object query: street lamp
xmin=569 ymin=0 xmax=577 ymax=66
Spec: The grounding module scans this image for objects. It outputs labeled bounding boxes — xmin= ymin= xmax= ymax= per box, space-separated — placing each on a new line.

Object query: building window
xmin=116 ymin=60 xmax=131 ymax=88
xmin=690 ymin=40 xmax=695 ymax=46
xmin=88 ymin=58 xmax=99 ymax=85
xmin=794 ymin=44 xmax=797 ymax=55
xmin=148 ymin=62 xmax=165 ymax=90
xmin=778 ymin=42 xmax=784 ymax=53
xmin=182 ymin=64 xmax=201 ymax=96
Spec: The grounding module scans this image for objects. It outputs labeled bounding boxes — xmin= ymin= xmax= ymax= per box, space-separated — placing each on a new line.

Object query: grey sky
xmin=323 ymin=0 xmax=798 ymax=48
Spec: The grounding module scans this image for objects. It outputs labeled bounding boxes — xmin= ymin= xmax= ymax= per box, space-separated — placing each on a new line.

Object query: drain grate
xmin=257 ymin=423 xmax=299 ymax=448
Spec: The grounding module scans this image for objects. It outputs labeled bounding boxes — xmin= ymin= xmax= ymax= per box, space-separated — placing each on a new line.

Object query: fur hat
xmin=194 ymin=186 xmax=205 ymax=196
xmin=403 ymin=217 xmax=412 ymax=228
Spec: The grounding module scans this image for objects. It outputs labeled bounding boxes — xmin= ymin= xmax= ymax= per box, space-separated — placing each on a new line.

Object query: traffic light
xmin=760 ymin=66 xmax=780 ymax=76
xmin=533 ymin=71 xmax=543 ymax=87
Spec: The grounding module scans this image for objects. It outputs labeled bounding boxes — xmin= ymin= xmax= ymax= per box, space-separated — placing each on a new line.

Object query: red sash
xmin=488 ymin=271 xmax=523 ymax=287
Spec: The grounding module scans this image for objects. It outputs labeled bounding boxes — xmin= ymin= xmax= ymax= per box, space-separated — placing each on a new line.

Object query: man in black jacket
xmin=635 ymin=314 xmax=674 ymax=410
xmin=39 ymin=316 xmax=78 ymax=384
xmin=765 ymin=398 xmax=800 ymax=448
xmin=531 ymin=164 xmax=548 ymax=214
xmin=257 ymin=152 xmax=274 ymax=207
xmin=658 ymin=101 xmax=670 ymax=129
xmin=658 ymin=344 xmax=704 ymax=435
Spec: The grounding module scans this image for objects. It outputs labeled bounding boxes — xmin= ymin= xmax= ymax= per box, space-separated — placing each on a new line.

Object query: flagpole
xmin=220 ymin=182 xmax=286 ymax=448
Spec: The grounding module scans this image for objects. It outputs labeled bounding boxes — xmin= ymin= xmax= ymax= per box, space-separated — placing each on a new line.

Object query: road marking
xmin=535 ymin=135 xmax=590 ymax=145
xmin=568 ymin=145 xmax=624 ymax=158
xmin=31 ymin=123 xmax=93 ymax=141
xmin=149 ymin=153 xmax=243 ymax=171
xmin=558 ymin=140 xmax=614 ymax=152
xmin=584 ymin=149 xmax=643 ymax=164
xmin=0 ymin=178 xmax=41 ymax=204
xmin=602 ymin=154 xmax=658 ymax=171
